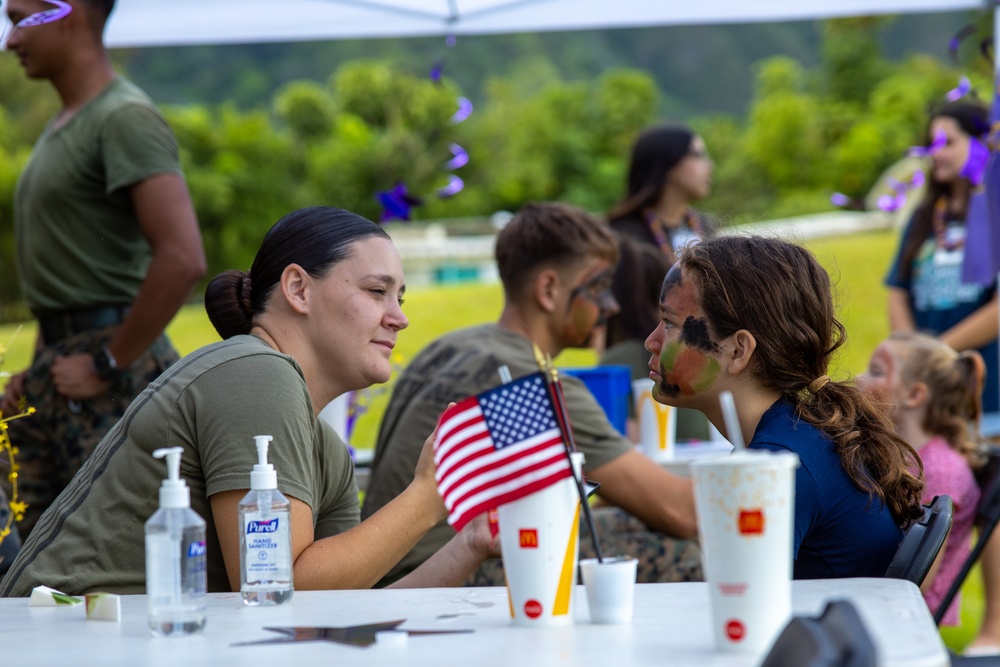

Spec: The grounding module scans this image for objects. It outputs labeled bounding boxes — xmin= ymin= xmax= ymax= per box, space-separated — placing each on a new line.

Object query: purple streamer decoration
xmin=961 ymin=136 xmax=990 ymax=186
xmin=2 ymin=0 xmax=71 ymax=47
xmin=909 ymin=129 xmax=948 ymax=158
xmin=438 ymin=175 xmax=464 ymax=198
xmin=949 ymin=24 xmax=977 ymax=63
xmin=830 ymin=193 xmax=851 ymax=208
xmin=451 ymin=97 xmax=473 ymax=124
xmin=946 ymin=76 xmax=972 ymax=102
xmin=873 ymin=171 xmax=926 ymax=213
xmin=13 ymin=0 xmax=71 ymax=28
xmin=963 ymin=79 xmax=1000 ymax=286
xmin=376 ymin=183 xmax=423 ymax=222
xmin=430 ymin=60 xmax=444 ymax=83
xmin=445 ymin=143 xmax=469 ymax=170
xmin=877 ymin=193 xmax=906 ymax=213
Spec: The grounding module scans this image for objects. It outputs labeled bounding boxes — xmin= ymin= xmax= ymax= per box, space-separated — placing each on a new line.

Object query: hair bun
xmin=239 ymin=273 xmax=253 ymax=314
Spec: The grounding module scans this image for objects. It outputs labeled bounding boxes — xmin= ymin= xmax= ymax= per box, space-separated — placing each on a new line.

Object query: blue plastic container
xmin=561 ymin=365 xmax=632 ymax=436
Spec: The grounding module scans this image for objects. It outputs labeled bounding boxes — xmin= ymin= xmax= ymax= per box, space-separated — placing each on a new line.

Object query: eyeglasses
xmin=570 ymin=268 xmax=616 ymax=307
xmin=2 ymin=0 xmax=72 ymax=49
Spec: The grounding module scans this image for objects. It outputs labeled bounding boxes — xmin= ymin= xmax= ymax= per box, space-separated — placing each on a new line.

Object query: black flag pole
xmin=532 ymin=343 xmax=605 ymax=563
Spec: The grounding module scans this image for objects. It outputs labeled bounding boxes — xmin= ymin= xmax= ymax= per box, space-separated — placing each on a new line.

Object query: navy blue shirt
xmin=885 ymin=200 xmax=999 ymax=413
xmin=749 ymin=400 xmax=903 ymax=579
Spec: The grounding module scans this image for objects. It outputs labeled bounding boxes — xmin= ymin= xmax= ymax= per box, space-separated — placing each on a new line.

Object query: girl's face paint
xmin=645 ymin=265 xmax=723 ymax=403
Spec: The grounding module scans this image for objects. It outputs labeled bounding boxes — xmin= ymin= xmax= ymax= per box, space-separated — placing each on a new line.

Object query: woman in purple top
xmin=644 ymin=235 xmax=925 ymax=578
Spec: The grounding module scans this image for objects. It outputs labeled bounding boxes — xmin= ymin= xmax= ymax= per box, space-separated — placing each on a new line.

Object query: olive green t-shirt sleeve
xmin=102 ymin=102 xmax=181 ymax=194
xmin=187 ymin=353 xmax=320 ymax=509
xmin=314 ymin=421 xmax=362 ymax=539
xmin=562 ymin=374 xmax=633 ymax=471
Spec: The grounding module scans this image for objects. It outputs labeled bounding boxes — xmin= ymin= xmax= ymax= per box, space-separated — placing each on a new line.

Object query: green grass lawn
xmin=0 ymin=228 xmax=985 ymax=650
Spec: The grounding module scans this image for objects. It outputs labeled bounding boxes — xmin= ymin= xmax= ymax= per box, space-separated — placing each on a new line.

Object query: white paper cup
xmin=580 ymin=557 xmax=638 ymax=624
xmin=633 ymin=378 xmax=676 ymax=462
xmin=690 ymin=450 xmax=799 ymax=654
xmin=499 ymin=452 xmax=584 ymax=627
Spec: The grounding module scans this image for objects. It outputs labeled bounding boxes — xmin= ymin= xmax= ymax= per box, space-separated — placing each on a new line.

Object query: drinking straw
xmin=719 ymin=391 xmax=747 ymax=451
xmin=531 ymin=344 xmax=605 ymax=563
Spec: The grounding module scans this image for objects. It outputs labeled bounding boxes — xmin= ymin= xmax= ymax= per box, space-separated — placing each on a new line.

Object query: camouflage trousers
xmin=0 ymin=326 xmax=178 ymax=538
xmin=465 ymin=506 xmax=704 ymax=586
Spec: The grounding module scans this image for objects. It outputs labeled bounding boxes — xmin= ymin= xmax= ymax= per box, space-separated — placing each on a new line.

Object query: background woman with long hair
xmin=885 ymin=99 xmax=999 ymax=415
xmin=608 ymin=124 xmax=714 ymax=263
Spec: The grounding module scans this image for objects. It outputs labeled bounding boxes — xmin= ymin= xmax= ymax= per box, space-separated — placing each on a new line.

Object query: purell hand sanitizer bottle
xmin=239 ymin=435 xmax=294 ymax=605
xmin=145 ymin=447 xmax=207 ymax=636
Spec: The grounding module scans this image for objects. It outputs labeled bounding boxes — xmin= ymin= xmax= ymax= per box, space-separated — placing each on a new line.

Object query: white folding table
xmin=0 ymin=579 xmax=947 ymax=666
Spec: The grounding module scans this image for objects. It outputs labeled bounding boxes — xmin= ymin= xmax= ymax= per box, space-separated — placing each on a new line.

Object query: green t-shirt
xmin=0 ymin=336 xmax=359 ymax=597
xmin=15 ymin=78 xmax=182 ymax=313
xmin=363 ymin=323 xmax=632 ymax=585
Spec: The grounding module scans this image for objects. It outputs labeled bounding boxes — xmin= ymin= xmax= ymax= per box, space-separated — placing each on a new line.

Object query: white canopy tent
xmin=14 ymin=0 xmax=991 ymax=48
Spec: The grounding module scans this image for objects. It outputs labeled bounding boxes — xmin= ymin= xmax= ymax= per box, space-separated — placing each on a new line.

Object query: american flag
xmin=434 ymin=372 xmax=573 ymax=531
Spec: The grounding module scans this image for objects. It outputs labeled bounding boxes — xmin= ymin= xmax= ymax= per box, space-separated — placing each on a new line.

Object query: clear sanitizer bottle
xmin=145 ymin=447 xmax=207 ymax=636
xmin=239 ymin=435 xmax=294 ymax=605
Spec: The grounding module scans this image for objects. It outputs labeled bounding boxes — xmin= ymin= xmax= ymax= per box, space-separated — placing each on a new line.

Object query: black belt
xmin=36 ymin=305 xmax=130 ymax=344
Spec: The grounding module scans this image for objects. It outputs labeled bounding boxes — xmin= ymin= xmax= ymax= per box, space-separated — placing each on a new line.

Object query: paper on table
xmin=85 ymin=592 xmax=121 ymax=622
xmin=29 ymin=585 xmax=82 ymax=606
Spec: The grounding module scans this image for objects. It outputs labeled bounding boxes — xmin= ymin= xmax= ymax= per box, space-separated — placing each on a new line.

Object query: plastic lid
xmin=153 ymin=447 xmax=190 ymax=509
xmin=251 ymin=435 xmax=277 ymax=490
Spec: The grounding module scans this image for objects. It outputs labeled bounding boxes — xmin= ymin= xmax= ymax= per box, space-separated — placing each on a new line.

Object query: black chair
xmin=934 ymin=448 xmax=1000 ymax=625
xmin=761 ymin=600 xmax=876 ymax=667
xmin=884 ymin=495 xmax=954 ymax=585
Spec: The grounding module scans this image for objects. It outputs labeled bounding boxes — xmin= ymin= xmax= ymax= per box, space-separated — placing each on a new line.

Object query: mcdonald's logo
xmin=519 ymin=528 xmax=539 ymax=548
xmin=738 ymin=509 xmax=765 ymax=535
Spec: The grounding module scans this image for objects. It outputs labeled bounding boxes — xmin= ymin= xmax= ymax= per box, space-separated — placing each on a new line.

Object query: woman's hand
xmin=412 ymin=403 xmax=457 ymax=524
xmin=462 ymin=511 xmax=502 ymax=561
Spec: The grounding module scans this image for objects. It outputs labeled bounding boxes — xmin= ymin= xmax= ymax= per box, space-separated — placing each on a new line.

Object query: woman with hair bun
xmin=644 ymin=235 xmax=925 ymax=578
xmin=1 ymin=206 xmax=494 ymax=597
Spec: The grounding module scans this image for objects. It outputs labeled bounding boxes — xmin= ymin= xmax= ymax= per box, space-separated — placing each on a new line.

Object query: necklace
xmin=644 ymin=210 xmax=704 ymax=263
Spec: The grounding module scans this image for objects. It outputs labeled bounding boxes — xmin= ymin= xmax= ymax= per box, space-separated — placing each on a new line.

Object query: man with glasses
xmin=0 ymin=0 xmax=205 ymax=542
xmin=363 ymin=202 xmax=701 ymax=586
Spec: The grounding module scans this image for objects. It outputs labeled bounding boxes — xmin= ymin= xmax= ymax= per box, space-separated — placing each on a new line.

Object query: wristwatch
xmin=92 ymin=347 xmax=120 ymax=381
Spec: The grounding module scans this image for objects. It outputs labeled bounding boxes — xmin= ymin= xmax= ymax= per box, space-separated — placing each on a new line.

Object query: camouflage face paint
xmin=563 ymin=264 xmax=616 ymax=348
xmin=680 ymin=316 xmax=720 ymax=353
xmin=652 ymin=268 xmax=722 ymax=399
xmin=654 ymin=343 xmax=721 ymax=398
xmin=563 ymin=295 xmax=601 ymax=347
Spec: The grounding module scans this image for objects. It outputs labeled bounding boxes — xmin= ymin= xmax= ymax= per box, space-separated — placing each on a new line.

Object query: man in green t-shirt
xmin=364 ymin=202 xmax=701 ymax=586
xmin=0 ymin=0 xmax=206 ymax=547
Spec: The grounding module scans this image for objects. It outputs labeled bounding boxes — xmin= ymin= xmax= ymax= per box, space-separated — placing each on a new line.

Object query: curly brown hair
xmin=679 ymin=235 xmax=925 ymax=528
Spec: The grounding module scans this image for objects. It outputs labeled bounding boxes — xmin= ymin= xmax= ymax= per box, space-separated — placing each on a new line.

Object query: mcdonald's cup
xmin=690 ymin=450 xmax=799 ymax=654
xmin=498 ymin=452 xmax=583 ymax=627
xmin=633 ymin=379 xmax=676 ymax=462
